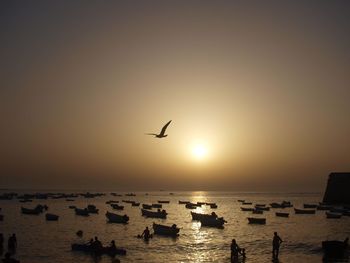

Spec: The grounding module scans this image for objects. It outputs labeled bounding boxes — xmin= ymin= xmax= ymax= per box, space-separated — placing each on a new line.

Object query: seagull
xmin=146 ymin=120 xmax=172 ymax=138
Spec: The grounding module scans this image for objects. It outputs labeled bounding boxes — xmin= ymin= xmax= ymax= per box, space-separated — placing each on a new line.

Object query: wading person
xmin=231 ymin=239 xmax=241 ymax=261
xmin=272 ymin=232 xmax=283 ymax=259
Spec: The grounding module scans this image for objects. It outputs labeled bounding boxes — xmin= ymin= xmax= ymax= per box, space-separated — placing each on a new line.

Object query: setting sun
xmin=192 ymin=144 xmax=208 ymax=160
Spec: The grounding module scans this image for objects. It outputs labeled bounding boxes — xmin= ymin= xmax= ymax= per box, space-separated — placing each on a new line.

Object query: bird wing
xmin=160 ymin=120 xmax=172 ymax=135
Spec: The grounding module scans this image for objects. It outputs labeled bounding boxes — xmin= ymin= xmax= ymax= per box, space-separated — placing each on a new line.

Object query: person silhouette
xmin=141 ymin=227 xmax=151 ymax=240
xmin=272 ymin=232 xmax=283 ymax=259
xmin=231 ymin=239 xmax=241 ymax=261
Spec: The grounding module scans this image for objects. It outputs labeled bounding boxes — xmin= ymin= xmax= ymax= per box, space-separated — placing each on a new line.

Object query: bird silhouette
xmin=146 ymin=120 xmax=172 ymax=138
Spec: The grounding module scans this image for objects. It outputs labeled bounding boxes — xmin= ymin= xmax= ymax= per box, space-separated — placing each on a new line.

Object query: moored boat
xmin=247 ymin=217 xmax=266 ymax=224
xmin=185 ymin=203 xmax=200 ymax=209
xmin=178 ymin=201 xmax=190 ymax=204
xmin=303 ymin=204 xmax=318 ymax=209
xmin=87 ymin=205 xmax=99 ymax=214
xmin=105 ymin=211 xmax=129 ymax=223
xmin=158 ymin=200 xmax=170 ymax=203
xmin=241 ymin=207 xmax=254 ymax=212
xmin=294 ymin=208 xmax=316 ymax=214
xmin=153 ymin=223 xmax=179 ymax=237
xmin=142 ymin=204 xmax=152 ymax=210
xmin=21 ymin=206 xmax=42 ymax=215
xmin=191 ymin=211 xmax=217 ymax=221
xmin=46 ymin=213 xmax=59 ymax=221
xmin=275 ymin=212 xmax=289 ymax=217
xmin=152 ymin=203 xmax=162 ymax=208
xmin=75 ymin=208 xmax=89 ymax=216
xmin=199 ymin=216 xmax=226 ymax=228
xmin=141 ymin=209 xmax=167 ymax=219
xmin=111 ymin=204 xmax=124 ymax=210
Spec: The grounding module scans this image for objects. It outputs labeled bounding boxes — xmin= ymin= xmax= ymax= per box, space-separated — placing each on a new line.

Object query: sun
xmin=192 ymin=144 xmax=208 ymax=160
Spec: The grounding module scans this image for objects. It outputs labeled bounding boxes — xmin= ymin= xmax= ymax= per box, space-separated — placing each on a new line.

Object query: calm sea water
xmin=0 ymin=191 xmax=349 ymax=263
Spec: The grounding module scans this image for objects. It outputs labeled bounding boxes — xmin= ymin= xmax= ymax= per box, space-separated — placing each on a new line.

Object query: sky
xmin=1 ymin=1 xmax=349 ymax=191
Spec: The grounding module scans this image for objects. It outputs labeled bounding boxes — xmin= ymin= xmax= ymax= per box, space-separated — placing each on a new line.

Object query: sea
xmin=0 ymin=191 xmax=349 ymax=263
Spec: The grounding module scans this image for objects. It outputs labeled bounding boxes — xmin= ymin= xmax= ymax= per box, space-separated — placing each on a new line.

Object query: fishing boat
xmin=185 ymin=203 xmax=200 ymax=209
xmin=87 ymin=205 xmax=99 ymax=214
xmin=252 ymin=209 xmax=263 ymax=214
xmin=158 ymin=200 xmax=170 ymax=204
xmin=243 ymin=202 xmax=252 ymax=205
xmin=275 ymin=212 xmax=289 ymax=217
xmin=141 ymin=209 xmax=167 ymax=219
xmin=178 ymin=201 xmax=190 ymax=204
xmin=21 ymin=206 xmax=42 ymax=215
xmin=209 ymin=204 xmax=218 ymax=209
xmin=241 ymin=207 xmax=254 ymax=212
xmin=45 ymin=213 xmax=59 ymax=221
xmin=255 ymin=206 xmax=270 ymax=211
xmin=199 ymin=216 xmax=226 ymax=228
xmin=105 ymin=211 xmax=129 ymax=223
xmin=326 ymin=212 xmax=342 ymax=219
xmin=247 ymin=217 xmax=266 ymax=224
xmin=142 ymin=204 xmax=152 ymax=210
xmin=152 ymin=203 xmax=162 ymax=208
xmin=191 ymin=211 xmax=217 ymax=221
xmin=153 ymin=223 xmax=179 ymax=237
xmin=71 ymin=243 xmax=126 ymax=256
xmin=131 ymin=202 xmax=140 ymax=207
xmin=111 ymin=204 xmax=124 ymax=210
xmin=75 ymin=208 xmax=89 ymax=216
xmin=294 ymin=208 xmax=316 ymax=214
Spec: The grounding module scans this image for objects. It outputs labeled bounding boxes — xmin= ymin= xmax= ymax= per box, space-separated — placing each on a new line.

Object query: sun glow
xmin=192 ymin=144 xmax=208 ymax=160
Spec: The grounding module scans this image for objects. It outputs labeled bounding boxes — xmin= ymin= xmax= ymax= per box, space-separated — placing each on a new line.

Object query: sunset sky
xmin=1 ymin=1 xmax=349 ymax=191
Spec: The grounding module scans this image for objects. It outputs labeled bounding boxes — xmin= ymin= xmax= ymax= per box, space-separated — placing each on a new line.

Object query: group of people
xmin=0 ymin=233 xmax=19 ymax=263
xmin=230 ymin=232 xmax=283 ymax=262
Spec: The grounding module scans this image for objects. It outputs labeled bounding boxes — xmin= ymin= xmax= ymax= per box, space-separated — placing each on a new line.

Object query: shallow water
xmin=0 ymin=191 xmax=349 ymax=263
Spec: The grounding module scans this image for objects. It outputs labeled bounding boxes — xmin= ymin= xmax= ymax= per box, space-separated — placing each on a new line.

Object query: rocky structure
xmin=323 ymin=172 xmax=350 ymax=204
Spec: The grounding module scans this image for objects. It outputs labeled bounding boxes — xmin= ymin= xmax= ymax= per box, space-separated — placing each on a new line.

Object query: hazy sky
xmin=1 ymin=1 xmax=349 ymax=191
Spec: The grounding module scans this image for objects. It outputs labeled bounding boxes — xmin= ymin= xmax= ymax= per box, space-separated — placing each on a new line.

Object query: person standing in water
xmin=231 ymin=239 xmax=241 ymax=261
xmin=272 ymin=232 xmax=283 ymax=259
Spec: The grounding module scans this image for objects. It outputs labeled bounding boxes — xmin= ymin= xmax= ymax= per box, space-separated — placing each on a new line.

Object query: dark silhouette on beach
xmin=145 ymin=120 xmax=172 ymax=138
xmin=272 ymin=232 xmax=283 ymax=260
xmin=231 ymin=239 xmax=245 ymax=262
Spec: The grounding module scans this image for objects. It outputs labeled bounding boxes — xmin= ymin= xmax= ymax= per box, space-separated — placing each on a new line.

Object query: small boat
xmin=191 ymin=212 xmax=217 ymax=221
xmin=238 ymin=199 xmax=245 ymax=203
xmin=322 ymin=239 xmax=349 ymax=261
xmin=199 ymin=216 xmax=226 ymax=228
xmin=255 ymin=206 xmax=270 ymax=211
xmin=106 ymin=200 xmax=119 ymax=204
xmin=270 ymin=203 xmax=284 ymax=208
xmin=158 ymin=200 xmax=170 ymax=204
xmin=87 ymin=205 xmax=99 ymax=214
xmin=46 ymin=213 xmax=59 ymax=221
xmin=153 ymin=223 xmax=179 ymax=237
xmin=65 ymin=199 xmax=75 ymax=202
xmin=178 ymin=201 xmax=190 ymax=204
xmin=75 ymin=208 xmax=89 ymax=216
xmin=111 ymin=204 xmax=124 ymax=210
xmin=152 ymin=204 xmax=162 ymax=208
xmin=242 ymin=202 xmax=252 ymax=205
xmin=294 ymin=208 xmax=316 ymax=214
xmin=275 ymin=212 xmax=289 ymax=217
xmin=326 ymin=212 xmax=342 ymax=219
xmin=303 ymin=204 xmax=318 ymax=209
xmin=131 ymin=202 xmax=140 ymax=207
xmin=252 ymin=209 xmax=263 ymax=214
xmin=141 ymin=209 xmax=167 ymax=219
xmin=209 ymin=204 xmax=218 ymax=209
xmin=197 ymin=202 xmax=206 ymax=206
xmin=122 ymin=200 xmax=134 ymax=203
xmin=185 ymin=203 xmax=200 ymax=209
xmin=142 ymin=204 xmax=152 ymax=210
xmin=21 ymin=206 xmax=42 ymax=215
xmin=247 ymin=217 xmax=266 ymax=224
xmin=255 ymin=204 xmax=266 ymax=207
xmin=68 ymin=205 xmax=76 ymax=209
xmin=20 ymin=199 xmax=33 ymax=203
xmin=71 ymin=243 xmax=126 ymax=256
xmin=125 ymin=193 xmax=136 ymax=196
xmin=105 ymin=211 xmax=129 ymax=223
xmin=241 ymin=207 xmax=254 ymax=212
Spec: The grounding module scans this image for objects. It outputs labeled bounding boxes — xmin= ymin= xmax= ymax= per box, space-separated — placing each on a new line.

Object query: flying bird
xmin=146 ymin=120 xmax=172 ymax=138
